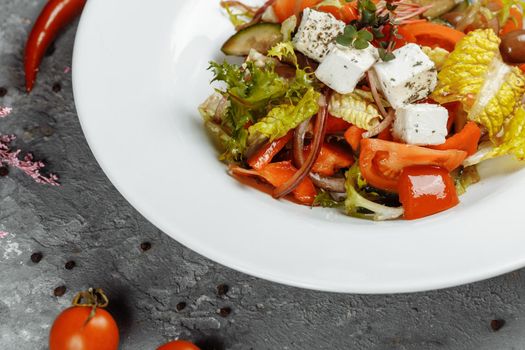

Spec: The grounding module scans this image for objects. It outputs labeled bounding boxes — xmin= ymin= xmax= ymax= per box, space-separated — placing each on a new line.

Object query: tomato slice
xmin=359 ymin=139 xmax=467 ymax=192
xmin=305 ymin=143 xmax=354 ymax=176
xmin=398 ymin=22 xmax=465 ymax=52
xmin=273 ymin=0 xmax=322 ymax=22
xmin=398 ymin=166 xmax=459 ymax=220
xmin=318 ymin=2 xmax=358 ymax=23
xmin=326 ymin=114 xmax=351 ymax=133
xmin=344 ymin=125 xmax=365 ymax=151
xmin=430 ymin=121 xmax=481 ymax=156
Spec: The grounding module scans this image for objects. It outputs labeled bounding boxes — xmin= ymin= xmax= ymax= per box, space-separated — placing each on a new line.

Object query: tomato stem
xmin=71 ymin=288 xmax=110 ymax=325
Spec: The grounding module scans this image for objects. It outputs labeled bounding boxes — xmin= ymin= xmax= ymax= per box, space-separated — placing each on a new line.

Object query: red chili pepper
xmin=24 ymin=0 xmax=87 ymax=92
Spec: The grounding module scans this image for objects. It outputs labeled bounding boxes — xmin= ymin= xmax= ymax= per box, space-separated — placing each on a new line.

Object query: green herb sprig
xmin=336 ymin=0 xmax=401 ymax=62
xmin=336 ymin=25 xmax=374 ymax=49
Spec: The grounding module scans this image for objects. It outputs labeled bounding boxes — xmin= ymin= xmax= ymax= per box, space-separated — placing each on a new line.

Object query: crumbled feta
xmin=315 ymin=44 xmax=379 ymax=94
xmin=292 ymin=8 xmax=345 ymax=62
xmin=392 ymin=104 xmax=448 ymax=146
xmin=372 ymin=44 xmax=437 ymax=109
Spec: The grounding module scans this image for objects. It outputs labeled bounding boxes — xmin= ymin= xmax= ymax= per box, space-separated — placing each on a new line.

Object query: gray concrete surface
xmin=1 ymin=1 xmax=525 ymax=349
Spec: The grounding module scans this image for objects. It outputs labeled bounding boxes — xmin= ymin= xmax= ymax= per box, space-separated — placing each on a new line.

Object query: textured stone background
xmin=2 ymin=1 xmax=525 ymax=349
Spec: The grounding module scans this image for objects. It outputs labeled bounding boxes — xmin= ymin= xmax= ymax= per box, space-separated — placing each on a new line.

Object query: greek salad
xmin=199 ymin=0 xmax=525 ymax=220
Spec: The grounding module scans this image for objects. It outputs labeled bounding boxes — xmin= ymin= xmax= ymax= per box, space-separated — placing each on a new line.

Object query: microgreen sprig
xmin=336 ymin=25 xmax=374 ymax=49
xmin=335 ymin=0 xmax=403 ymax=62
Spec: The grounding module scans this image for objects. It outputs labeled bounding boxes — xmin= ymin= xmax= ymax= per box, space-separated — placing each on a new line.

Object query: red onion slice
xmin=363 ymin=109 xmax=395 ymax=138
xmin=235 ymin=0 xmax=278 ymax=30
xmin=293 ymin=118 xmax=310 ymax=167
xmin=309 ymin=173 xmax=346 ymax=193
xmin=367 ymin=71 xmax=389 ymax=120
xmin=273 ymin=93 xmax=330 ymax=199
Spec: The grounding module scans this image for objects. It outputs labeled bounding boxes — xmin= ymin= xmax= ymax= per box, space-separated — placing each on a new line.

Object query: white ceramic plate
xmin=73 ymin=0 xmax=525 ymax=293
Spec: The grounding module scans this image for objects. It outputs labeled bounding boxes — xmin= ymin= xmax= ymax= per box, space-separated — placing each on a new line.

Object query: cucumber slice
xmin=221 ymin=23 xmax=283 ymax=56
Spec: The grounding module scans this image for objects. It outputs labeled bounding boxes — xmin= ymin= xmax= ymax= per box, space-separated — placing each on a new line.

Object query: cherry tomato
xmin=398 ymin=166 xmax=459 ymax=220
xmin=49 ymin=306 xmax=119 ymax=350
xmin=157 ymin=340 xmax=201 ymax=350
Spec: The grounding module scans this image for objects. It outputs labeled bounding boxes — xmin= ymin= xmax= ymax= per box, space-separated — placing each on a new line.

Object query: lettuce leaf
xmin=499 ymin=0 xmax=525 ymax=25
xmin=432 ymin=29 xmax=525 ymax=163
xmin=432 ymin=29 xmax=501 ymax=106
xmin=249 ymin=88 xmax=320 ymax=141
xmin=313 ymin=190 xmax=344 ymax=208
xmin=344 ymin=164 xmax=404 ymax=221
xmin=207 ymin=49 xmax=317 ymax=162
xmin=421 ymin=46 xmax=449 ymax=71
xmin=485 ymin=106 xmax=525 ymax=160
xmin=329 ymin=91 xmax=382 ymax=130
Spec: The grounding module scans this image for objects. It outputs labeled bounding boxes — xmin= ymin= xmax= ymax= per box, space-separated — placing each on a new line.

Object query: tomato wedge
xmin=305 ymin=143 xmax=354 ymax=176
xmin=359 ymin=139 xmax=467 ymax=192
xmin=326 ymin=114 xmax=351 ymax=133
xmin=398 ymin=166 xmax=459 ymax=220
xmin=273 ymin=0 xmax=322 ymax=22
xmin=247 ymin=131 xmax=293 ymax=170
xmin=430 ymin=121 xmax=481 ymax=156
xmin=344 ymin=125 xmax=365 ymax=151
xmin=399 ymin=22 xmax=465 ymax=52
xmin=317 ymin=1 xmax=358 ymax=23
xmin=519 ymin=64 xmax=525 ymax=73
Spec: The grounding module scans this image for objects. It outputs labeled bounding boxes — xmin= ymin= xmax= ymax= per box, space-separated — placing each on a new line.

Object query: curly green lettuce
xmin=204 ymin=46 xmax=317 ymax=162
xmin=268 ymin=41 xmax=298 ymax=67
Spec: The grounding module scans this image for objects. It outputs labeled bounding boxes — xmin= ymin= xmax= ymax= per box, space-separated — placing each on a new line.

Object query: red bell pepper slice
xmin=231 ymin=161 xmax=317 ymax=205
xmin=398 ymin=165 xmax=459 ymax=220
xmin=247 ymin=131 xmax=293 ymax=170
xmin=430 ymin=122 xmax=481 ymax=156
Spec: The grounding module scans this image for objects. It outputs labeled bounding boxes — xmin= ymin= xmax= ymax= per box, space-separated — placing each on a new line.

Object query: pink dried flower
xmin=0 ymin=134 xmax=60 ymax=186
xmin=0 ymin=106 xmax=12 ymax=118
xmin=64 ymin=66 xmax=72 ymax=74
xmin=0 ymin=231 xmax=8 ymax=239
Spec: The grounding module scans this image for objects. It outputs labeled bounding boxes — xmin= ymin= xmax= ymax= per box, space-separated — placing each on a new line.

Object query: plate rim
xmin=72 ymin=0 xmax=525 ymax=294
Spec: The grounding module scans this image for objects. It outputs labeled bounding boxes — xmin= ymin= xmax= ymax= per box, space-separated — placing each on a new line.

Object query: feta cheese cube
xmin=372 ymin=44 xmax=437 ymax=109
xmin=393 ymin=104 xmax=448 ymax=146
xmin=315 ymin=44 xmax=379 ymax=94
xmin=292 ymin=8 xmax=345 ymax=62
